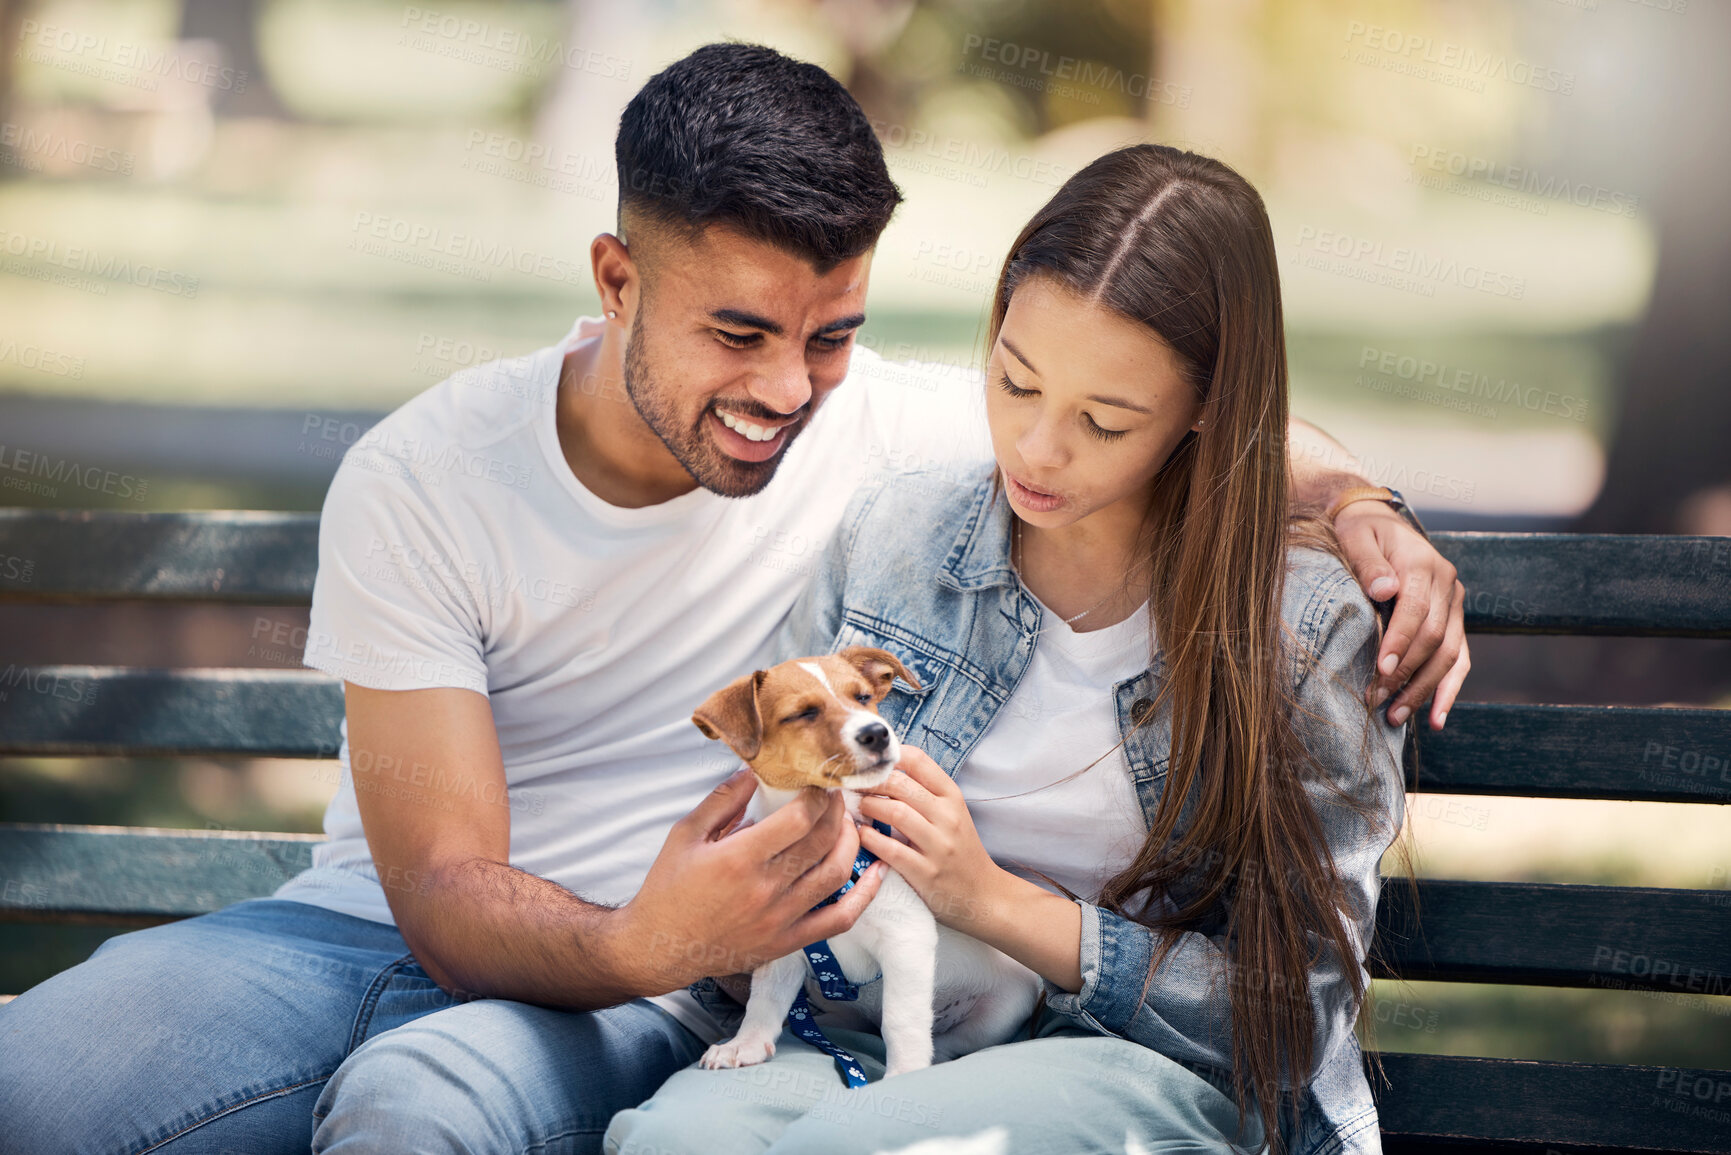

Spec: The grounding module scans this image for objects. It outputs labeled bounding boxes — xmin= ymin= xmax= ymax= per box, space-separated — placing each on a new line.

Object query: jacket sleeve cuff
xmin=1041 ymin=898 xmax=1154 ymax=1037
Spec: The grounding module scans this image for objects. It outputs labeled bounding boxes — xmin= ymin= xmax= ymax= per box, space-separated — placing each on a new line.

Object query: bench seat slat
xmin=0 ymin=667 xmax=342 ymax=757
xmin=0 ymin=510 xmax=317 ymax=604
xmin=1414 ymin=702 xmax=1731 ymax=804
xmin=1375 ymin=1052 xmax=1731 ymax=1153
xmin=1436 ymin=531 xmax=1731 ymax=637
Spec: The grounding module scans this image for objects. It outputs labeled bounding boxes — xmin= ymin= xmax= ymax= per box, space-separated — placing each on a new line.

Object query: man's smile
xmin=708 ymin=407 xmax=799 ymax=463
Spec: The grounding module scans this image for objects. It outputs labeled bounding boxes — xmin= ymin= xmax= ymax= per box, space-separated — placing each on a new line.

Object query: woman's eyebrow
xmin=1089 ymin=393 xmax=1153 ymax=414
xmin=1003 ymin=336 xmax=1154 ymax=414
xmin=1001 ymin=336 xmax=1040 ymax=375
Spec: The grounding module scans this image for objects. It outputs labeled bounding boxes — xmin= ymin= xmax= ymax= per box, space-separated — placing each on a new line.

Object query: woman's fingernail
xmin=1370 ymin=577 xmax=1398 ymax=599
xmin=1436 ymin=711 xmax=1447 ymax=728
xmin=1380 ymin=654 xmax=1399 ymax=676
xmin=1390 ymin=705 xmax=1410 ymax=725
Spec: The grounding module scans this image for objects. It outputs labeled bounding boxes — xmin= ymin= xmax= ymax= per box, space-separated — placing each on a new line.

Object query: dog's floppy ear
xmin=692 ymin=670 xmax=767 ymax=761
xmin=838 ymin=645 xmax=920 ymax=697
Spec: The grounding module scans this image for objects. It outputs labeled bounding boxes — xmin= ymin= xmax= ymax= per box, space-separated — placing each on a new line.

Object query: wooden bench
xmin=1 ymin=508 xmax=1727 ymax=1154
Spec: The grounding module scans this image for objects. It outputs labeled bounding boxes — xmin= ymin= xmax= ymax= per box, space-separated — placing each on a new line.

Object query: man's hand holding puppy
xmin=614 ymin=768 xmax=888 ymax=996
xmin=346 ymin=683 xmax=882 ymax=1012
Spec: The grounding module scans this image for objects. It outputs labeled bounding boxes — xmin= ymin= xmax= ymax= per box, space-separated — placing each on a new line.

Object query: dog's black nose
xmin=856 ymin=722 xmax=890 ymax=753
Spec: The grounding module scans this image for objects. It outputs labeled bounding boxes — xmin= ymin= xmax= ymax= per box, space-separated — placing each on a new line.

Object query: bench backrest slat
xmin=1374 ymin=1052 xmax=1731 ymax=1152
xmin=0 ymin=825 xmax=318 ymax=922
xmin=8 ymin=670 xmax=1728 ymax=805
xmin=1374 ymin=877 xmax=1731 ymax=990
xmin=1415 ymin=701 xmax=1731 ymax=803
xmin=7 ymin=825 xmax=1726 ymax=998
xmin=0 ymin=668 xmax=341 ymax=757
xmin=0 ymin=511 xmax=318 ymax=604
xmin=1441 ymin=531 xmax=1731 ymax=636
xmin=5 ymin=514 xmax=1731 ymax=637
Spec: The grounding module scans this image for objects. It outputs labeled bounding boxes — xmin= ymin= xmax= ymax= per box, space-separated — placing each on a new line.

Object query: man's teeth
xmin=718 ymin=412 xmax=782 ymax=443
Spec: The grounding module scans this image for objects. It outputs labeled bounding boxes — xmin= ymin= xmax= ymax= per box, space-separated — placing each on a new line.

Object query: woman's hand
xmin=855 ymin=746 xmax=1007 ymax=935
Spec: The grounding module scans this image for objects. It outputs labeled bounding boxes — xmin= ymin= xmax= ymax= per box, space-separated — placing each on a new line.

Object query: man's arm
xmin=1287 ymin=416 xmax=1471 ymax=731
xmin=343 ymin=682 xmax=886 ymax=1010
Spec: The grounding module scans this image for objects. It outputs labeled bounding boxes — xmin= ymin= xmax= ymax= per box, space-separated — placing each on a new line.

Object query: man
xmin=0 ymin=43 xmax=1466 ymax=1154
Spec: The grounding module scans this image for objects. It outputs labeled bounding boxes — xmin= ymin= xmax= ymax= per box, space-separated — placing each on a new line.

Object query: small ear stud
xmin=606 ymin=310 xmax=618 ymax=319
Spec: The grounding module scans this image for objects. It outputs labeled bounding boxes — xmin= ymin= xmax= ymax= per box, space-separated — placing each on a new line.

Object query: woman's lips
xmin=1005 ymin=470 xmax=1065 ymax=512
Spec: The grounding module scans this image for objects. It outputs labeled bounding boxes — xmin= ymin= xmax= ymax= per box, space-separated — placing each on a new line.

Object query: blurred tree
xmin=0 ymin=0 xmax=23 ymax=146
xmin=812 ymin=0 xmax=918 ymax=126
xmin=867 ymin=0 xmax=1158 ymax=136
xmin=1576 ymin=3 xmax=1731 ymax=536
xmin=177 ymin=0 xmax=290 ymax=118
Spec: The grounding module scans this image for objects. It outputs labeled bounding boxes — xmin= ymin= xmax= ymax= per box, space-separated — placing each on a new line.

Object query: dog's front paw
xmin=701 ymin=1035 xmax=777 ymax=1070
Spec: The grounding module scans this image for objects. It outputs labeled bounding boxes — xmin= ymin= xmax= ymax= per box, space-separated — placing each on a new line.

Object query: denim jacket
xmin=694 ymin=463 xmax=1406 ymax=1155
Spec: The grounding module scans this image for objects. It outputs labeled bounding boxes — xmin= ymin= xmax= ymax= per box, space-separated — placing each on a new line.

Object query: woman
xmin=605 ymin=145 xmax=1410 ymax=1155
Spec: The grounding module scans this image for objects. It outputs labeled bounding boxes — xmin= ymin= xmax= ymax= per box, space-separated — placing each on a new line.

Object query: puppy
xmin=691 ymin=645 xmax=1042 ymax=1080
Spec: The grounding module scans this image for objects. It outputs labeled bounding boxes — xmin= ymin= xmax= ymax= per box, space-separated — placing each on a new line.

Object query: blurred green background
xmin=0 ymin=0 xmax=1726 ymax=1070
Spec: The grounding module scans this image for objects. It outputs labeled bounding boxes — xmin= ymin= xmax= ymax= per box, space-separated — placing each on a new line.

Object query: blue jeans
xmin=0 ymin=898 xmax=705 ymax=1154
xmin=605 ymin=1005 xmax=1269 ymax=1155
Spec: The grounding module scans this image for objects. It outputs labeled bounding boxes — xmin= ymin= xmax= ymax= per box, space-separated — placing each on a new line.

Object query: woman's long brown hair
xmin=985 ymin=144 xmax=1409 ymax=1152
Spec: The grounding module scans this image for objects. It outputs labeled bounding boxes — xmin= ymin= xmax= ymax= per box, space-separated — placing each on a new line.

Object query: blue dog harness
xmin=786 ymin=819 xmax=892 ymax=1088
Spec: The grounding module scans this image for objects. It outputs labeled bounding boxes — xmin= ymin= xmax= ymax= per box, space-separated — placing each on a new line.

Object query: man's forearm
xmin=1287 ymin=415 xmax=1371 ymax=515
xmin=406 ymin=856 xmax=654 ymax=1011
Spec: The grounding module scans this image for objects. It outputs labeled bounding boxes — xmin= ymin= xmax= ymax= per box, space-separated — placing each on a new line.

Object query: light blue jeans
xmin=605 ymin=1005 xmax=1269 ymax=1155
xmin=0 ymin=898 xmax=705 ymax=1154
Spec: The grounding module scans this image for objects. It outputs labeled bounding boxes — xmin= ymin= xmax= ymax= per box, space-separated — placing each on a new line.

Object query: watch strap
xmin=1326 ymin=485 xmax=1397 ymax=523
xmin=1326 ymin=485 xmax=1431 ymax=540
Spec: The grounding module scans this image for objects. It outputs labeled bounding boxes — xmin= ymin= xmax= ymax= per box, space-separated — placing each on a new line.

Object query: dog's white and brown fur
xmin=692 ymin=646 xmax=1042 ymax=1079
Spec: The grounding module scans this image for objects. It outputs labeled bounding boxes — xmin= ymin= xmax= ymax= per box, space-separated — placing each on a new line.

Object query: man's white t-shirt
xmin=959 ymin=596 xmax=1154 ymax=904
xmin=275 ymin=315 xmax=990 ymax=1041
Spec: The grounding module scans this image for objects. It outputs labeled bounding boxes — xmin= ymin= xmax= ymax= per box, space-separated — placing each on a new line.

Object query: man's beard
xmin=622 ymin=324 xmax=801 ymax=499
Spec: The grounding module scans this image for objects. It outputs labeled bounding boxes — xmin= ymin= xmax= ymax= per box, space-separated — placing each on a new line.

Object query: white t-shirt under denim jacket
xmin=279 ymin=313 xmax=1405 ymax=1155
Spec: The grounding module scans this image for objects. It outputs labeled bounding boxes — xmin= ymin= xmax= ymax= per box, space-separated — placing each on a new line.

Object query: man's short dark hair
xmin=616 ymin=43 xmax=901 ymax=271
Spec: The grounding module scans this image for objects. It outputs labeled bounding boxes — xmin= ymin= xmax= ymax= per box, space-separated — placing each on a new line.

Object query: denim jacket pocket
xmin=1116 ymin=671 xmax=1173 ymax=793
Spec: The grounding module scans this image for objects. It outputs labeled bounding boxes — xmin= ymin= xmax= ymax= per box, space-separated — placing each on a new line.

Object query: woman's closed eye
xmin=997 ymin=371 xmax=1130 ymax=442
xmin=1083 ymin=416 xmax=1128 ymax=441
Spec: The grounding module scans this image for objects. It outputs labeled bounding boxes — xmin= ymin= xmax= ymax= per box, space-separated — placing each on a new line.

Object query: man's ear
xmin=590 ymin=232 xmax=638 ymax=324
xmin=692 ymin=670 xmax=766 ymax=761
xmin=838 ymin=645 xmax=920 ymax=698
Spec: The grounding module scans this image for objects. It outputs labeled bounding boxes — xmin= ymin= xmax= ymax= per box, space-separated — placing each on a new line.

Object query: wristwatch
xmin=1325 ymin=485 xmax=1430 ymax=541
